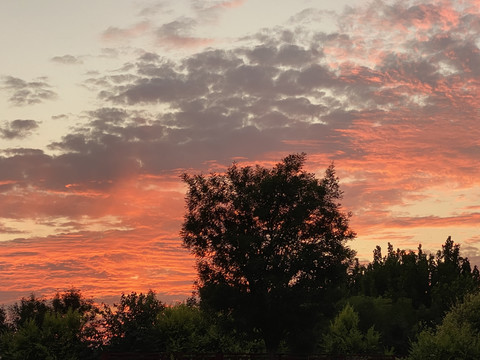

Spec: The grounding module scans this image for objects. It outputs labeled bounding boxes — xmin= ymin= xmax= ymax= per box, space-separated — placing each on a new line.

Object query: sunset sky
xmin=1 ymin=0 xmax=479 ymax=305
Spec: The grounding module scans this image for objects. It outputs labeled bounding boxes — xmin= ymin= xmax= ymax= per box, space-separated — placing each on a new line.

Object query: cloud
xmin=102 ymin=21 xmax=151 ymax=42
xmin=0 ymin=223 xmax=25 ymax=234
xmin=191 ymin=0 xmax=247 ymax=24
xmin=2 ymin=76 xmax=57 ymax=106
xmin=106 ymin=0 xmax=244 ymax=49
xmin=50 ymin=54 xmax=83 ymax=65
xmin=137 ymin=2 xmax=172 ymax=17
xmin=0 ymin=230 xmax=195 ymax=303
xmin=0 ymin=178 xmax=196 ymax=304
xmin=2 ymin=0 xmax=480 ymax=304
xmin=19 ymin=0 xmax=477 ymax=201
xmin=0 ymin=119 xmax=39 ymax=139
xmin=155 ymin=18 xmax=214 ymax=48
xmin=211 ymin=0 xmax=246 ymax=10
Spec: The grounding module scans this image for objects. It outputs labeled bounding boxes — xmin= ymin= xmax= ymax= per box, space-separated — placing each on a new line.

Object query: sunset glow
xmin=1 ymin=0 xmax=479 ymax=305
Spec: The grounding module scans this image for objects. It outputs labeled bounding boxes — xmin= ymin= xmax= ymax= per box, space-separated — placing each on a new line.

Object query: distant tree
xmin=52 ymin=288 xmax=96 ymax=317
xmin=430 ymin=236 xmax=480 ymax=320
xmin=354 ymin=237 xmax=479 ymax=314
xmin=9 ymin=294 xmax=50 ymax=330
xmin=355 ymin=243 xmax=431 ymax=306
xmin=101 ymin=291 xmax=165 ymax=352
xmin=181 ymin=153 xmax=355 ymax=353
xmin=349 ymin=237 xmax=480 ymax=356
xmin=1 ymin=290 xmax=100 ymax=360
xmin=1 ymin=310 xmax=91 ymax=360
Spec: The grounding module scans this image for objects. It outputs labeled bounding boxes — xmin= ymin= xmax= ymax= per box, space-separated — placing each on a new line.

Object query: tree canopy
xmin=348 ymin=237 xmax=480 ymax=356
xmin=409 ymin=292 xmax=480 ymax=359
xmin=181 ymin=153 xmax=356 ymax=352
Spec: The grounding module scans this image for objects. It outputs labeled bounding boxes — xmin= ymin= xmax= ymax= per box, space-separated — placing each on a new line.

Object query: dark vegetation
xmin=1 ymin=154 xmax=479 ymax=359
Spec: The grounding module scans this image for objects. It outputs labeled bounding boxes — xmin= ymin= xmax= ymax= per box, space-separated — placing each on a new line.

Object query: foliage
xmin=349 ymin=237 xmax=480 ymax=356
xmin=157 ymin=302 xmax=263 ymax=353
xmin=100 ymin=290 xmax=165 ymax=352
xmin=322 ymin=303 xmax=380 ymax=355
xmin=345 ymin=295 xmax=416 ymax=356
xmin=157 ymin=303 xmax=209 ymax=352
xmin=430 ymin=236 xmax=480 ymax=321
xmin=0 ymin=289 xmax=99 ymax=360
xmin=2 ymin=311 xmax=88 ymax=360
xmin=0 ymin=306 xmax=8 ymax=333
xmin=181 ymin=153 xmax=356 ymax=352
xmin=9 ymin=294 xmax=50 ymax=330
xmin=52 ymin=287 xmax=97 ymax=317
xmin=353 ymin=237 xmax=479 ymax=315
xmin=409 ymin=292 xmax=480 ymax=359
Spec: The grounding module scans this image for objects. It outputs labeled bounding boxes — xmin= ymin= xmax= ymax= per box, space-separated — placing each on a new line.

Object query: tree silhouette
xmin=181 ymin=153 xmax=355 ymax=353
xmin=1 ymin=290 xmax=100 ymax=360
xmin=349 ymin=237 xmax=480 ymax=356
xmin=101 ymin=291 xmax=165 ymax=352
xmin=9 ymin=294 xmax=50 ymax=330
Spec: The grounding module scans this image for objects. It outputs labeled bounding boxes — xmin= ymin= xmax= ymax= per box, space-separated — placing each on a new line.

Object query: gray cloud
xmin=0 ymin=0 xmax=478 ymax=218
xmin=155 ymin=17 xmax=213 ymax=48
xmin=190 ymin=0 xmax=246 ymax=24
xmin=2 ymin=76 xmax=57 ymax=106
xmin=138 ymin=2 xmax=172 ymax=17
xmin=245 ymin=44 xmax=322 ymax=67
xmin=51 ymin=54 xmax=83 ymax=65
xmin=0 ymin=119 xmax=39 ymax=139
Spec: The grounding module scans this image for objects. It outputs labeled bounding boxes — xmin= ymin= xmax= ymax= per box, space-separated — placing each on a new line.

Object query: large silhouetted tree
xmin=181 ymin=153 xmax=355 ymax=353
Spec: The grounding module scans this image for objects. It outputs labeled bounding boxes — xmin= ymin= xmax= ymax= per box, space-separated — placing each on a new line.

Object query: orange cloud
xmin=0 ymin=172 xmax=196 ymax=304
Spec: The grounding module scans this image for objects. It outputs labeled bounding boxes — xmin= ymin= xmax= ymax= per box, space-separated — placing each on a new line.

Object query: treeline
xmin=0 ymin=237 xmax=479 ymax=359
xmin=345 ymin=236 xmax=480 ymax=357
xmin=0 ymin=289 xmax=264 ymax=360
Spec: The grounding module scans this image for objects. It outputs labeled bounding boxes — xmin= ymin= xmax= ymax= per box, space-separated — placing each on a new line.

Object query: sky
xmin=0 ymin=0 xmax=479 ymax=305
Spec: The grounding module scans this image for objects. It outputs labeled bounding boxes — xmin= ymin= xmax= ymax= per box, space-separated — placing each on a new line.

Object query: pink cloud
xmin=102 ymin=21 xmax=151 ymax=42
xmin=213 ymin=0 xmax=247 ymax=9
